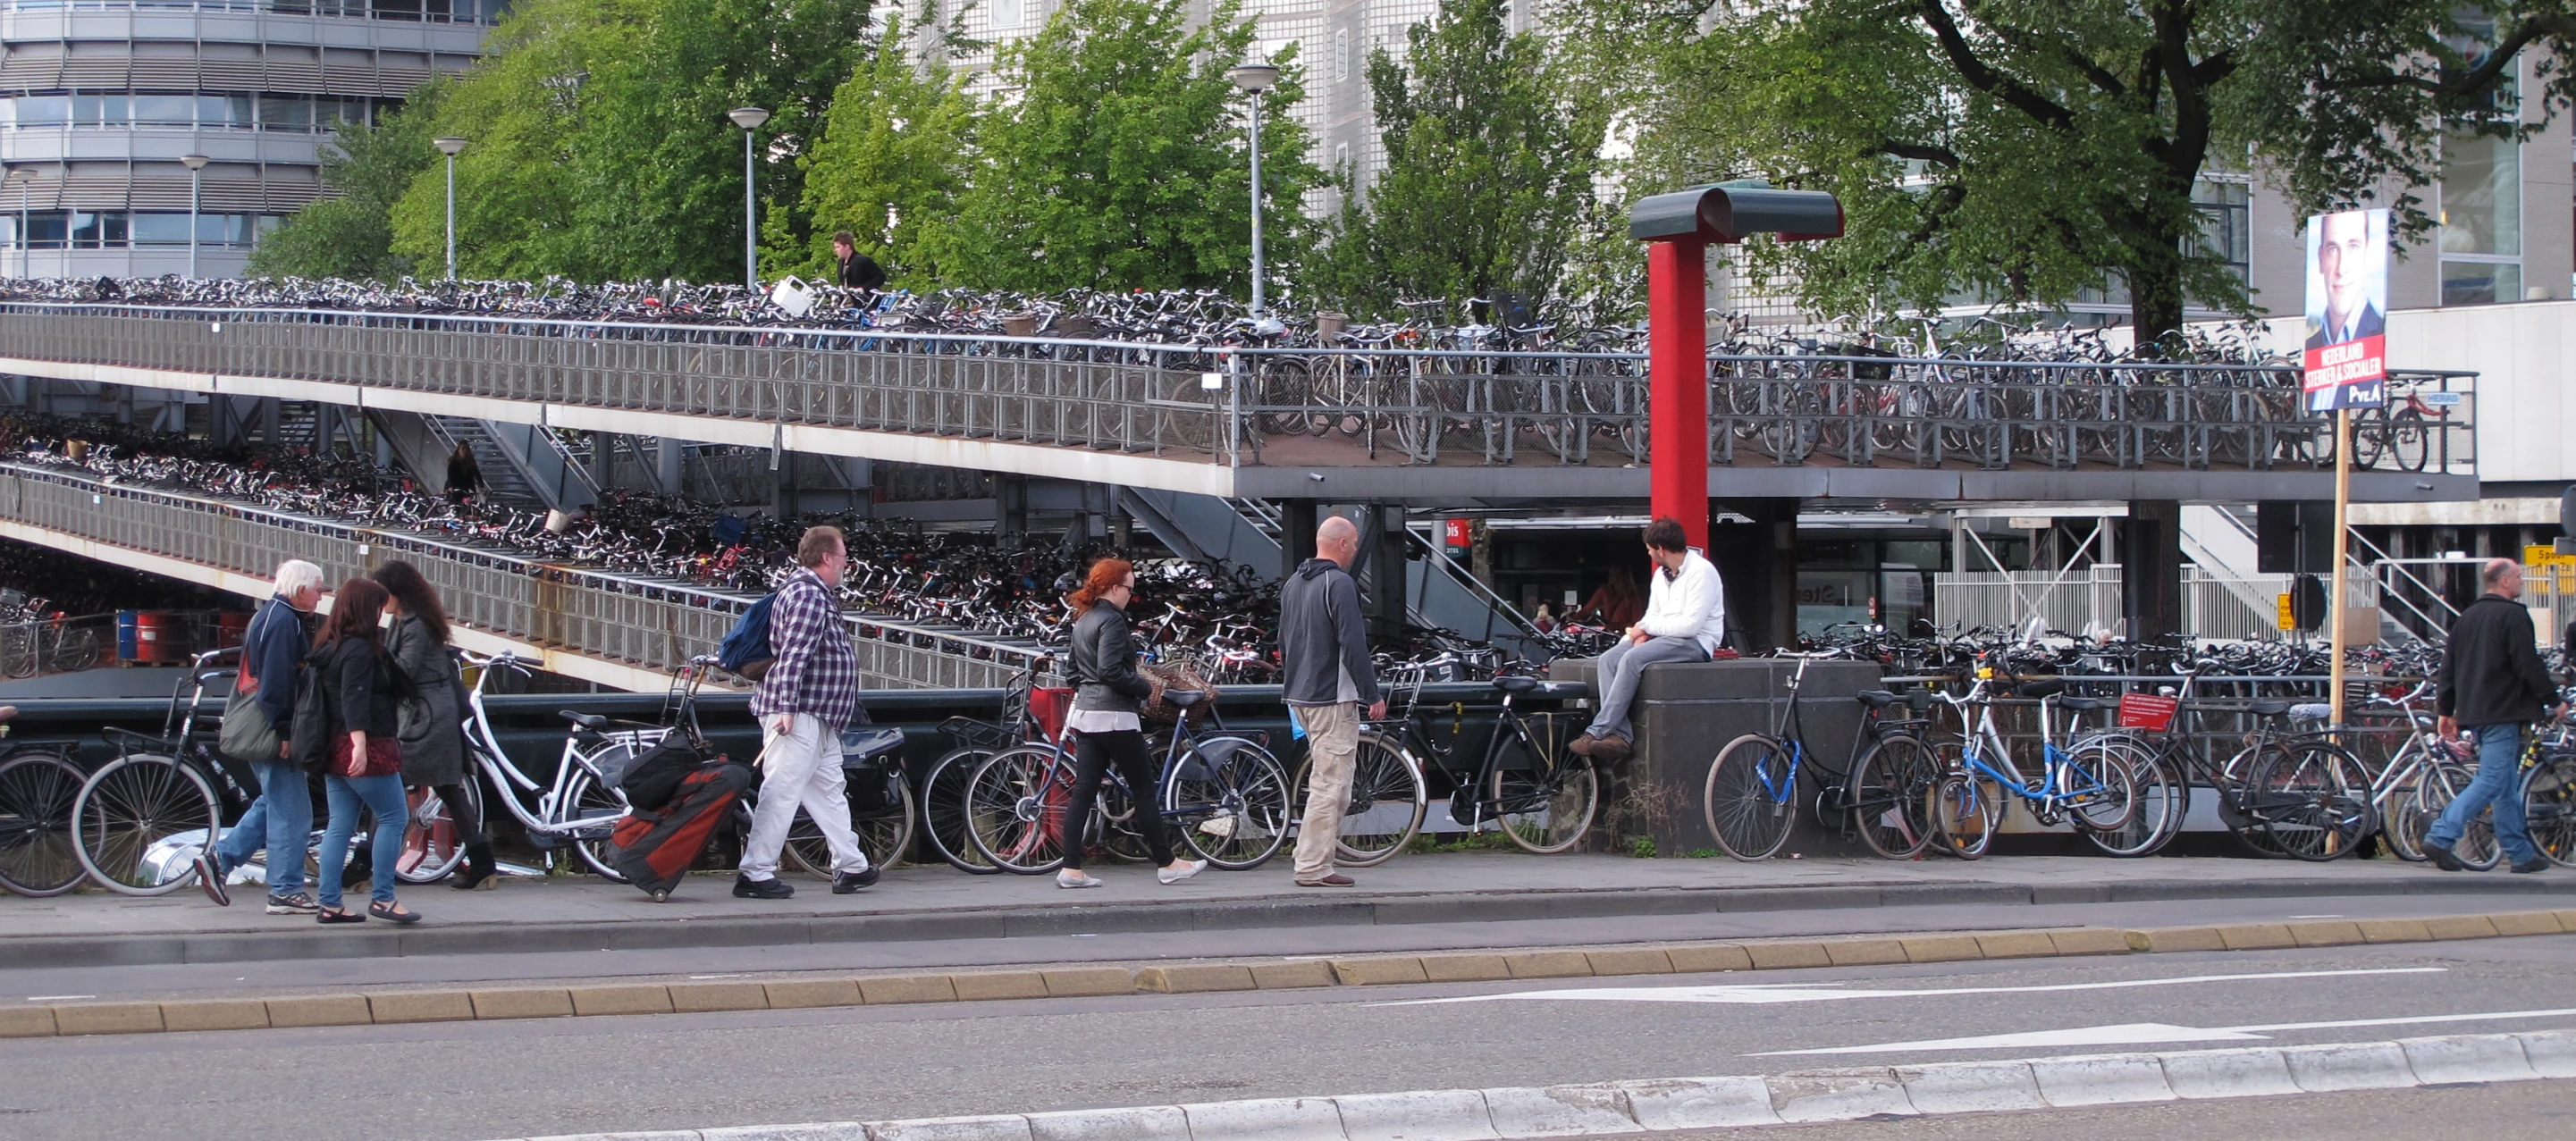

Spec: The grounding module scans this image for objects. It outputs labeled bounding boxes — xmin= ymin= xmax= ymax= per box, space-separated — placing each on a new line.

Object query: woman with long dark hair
xmin=373 ymin=560 xmax=494 ymax=890
xmin=310 ymin=576 xmax=421 ymax=924
xmin=1057 ymin=558 xmax=1204 ymax=889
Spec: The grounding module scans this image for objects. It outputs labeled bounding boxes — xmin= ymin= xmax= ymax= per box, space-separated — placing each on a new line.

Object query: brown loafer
xmin=1568 ymin=734 xmax=1598 ymax=757
xmin=1590 ymin=734 xmax=1633 ymax=760
xmin=1297 ymin=873 xmax=1356 ymax=887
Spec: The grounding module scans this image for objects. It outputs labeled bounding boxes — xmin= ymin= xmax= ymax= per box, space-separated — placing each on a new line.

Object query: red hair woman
xmin=1058 ymin=558 xmax=1204 ymax=889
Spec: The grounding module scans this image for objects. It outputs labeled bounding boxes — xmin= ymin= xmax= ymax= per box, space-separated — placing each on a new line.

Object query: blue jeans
xmin=214 ymin=759 xmax=312 ymax=895
xmin=2428 ymin=722 xmax=2537 ymax=866
xmin=317 ymin=772 xmax=407 ymax=910
xmin=1584 ymin=635 xmax=1711 ymax=742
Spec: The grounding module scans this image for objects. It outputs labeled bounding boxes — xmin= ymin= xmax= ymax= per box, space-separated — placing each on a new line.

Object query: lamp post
xmin=727 ymin=107 xmax=770 ymax=293
xmin=1225 ymin=59 xmax=1279 ymax=315
xmin=180 ymin=154 xmax=208 ymax=279
xmin=434 ymin=137 xmax=467 ymax=280
xmin=6 ymin=168 xmax=31 ymax=280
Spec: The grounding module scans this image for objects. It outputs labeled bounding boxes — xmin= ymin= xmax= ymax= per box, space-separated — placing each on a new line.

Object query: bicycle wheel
xmin=2082 ymin=741 xmax=2185 ymax=858
xmin=395 ymin=778 xmax=480 ymax=885
xmin=2412 ymin=760 xmax=2499 ymax=869
xmin=2250 ymin=741 xmax=2375 ymax=860
xmin=0 ymin=751 xmax=87 ymax=896
xmin=2379 ymin=757 xmax=2436 ymax=863
xmin=2387 ymin=407 xmax=2430 ymax=472
xmin=554 ymin=769 xmax=632 ymax=882
xmin=1289 ymin=731 xmax=1427 ymax=868
xmin=1488 ymin=749 xmax=1595 ymax=855
xmin=71 ymin=753 xmax=219 ymax=895
xmin=2060 ymin=742 xmax=2142 ymax=835
xmin=919 ymin=746 xmax=1001 ymax=874
xmin=2521 ymin=754 xmax=2576 ymax=868
xmin=1846 ymin=734 xmax=1938 ymax=860
xmin=1169 ymin=736 xmax=1293 ymax=869
xmin=1702 ymin=734 xmax=1797 ymax=860
xmin=1931 ymin=772 xmax=1999 ymax=860
xmin=787 ymin=772 xmax=919 ymax=877
xmin=965 ymin=745 xmax=1072 ymax=874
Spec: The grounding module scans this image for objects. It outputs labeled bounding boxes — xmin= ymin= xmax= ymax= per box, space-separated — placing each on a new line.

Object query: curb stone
xmin=498 ymin=1031 xmax=2576 ymax=1141
xmin=19 ymin=907 xmax=2572 ymax=1040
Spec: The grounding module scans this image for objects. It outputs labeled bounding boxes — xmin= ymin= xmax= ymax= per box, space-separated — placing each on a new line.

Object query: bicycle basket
xmin=1029 ymin=685 xmax=1074 ymax=743
xmin=2117 ymin=692 xmax=2179 ymax=733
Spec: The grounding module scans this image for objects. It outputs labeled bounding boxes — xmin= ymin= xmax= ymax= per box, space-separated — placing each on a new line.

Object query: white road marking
xmin=1374 ymin=966 xmax=2445 ymax=1008
xmin=25 ymin=994 xmax=94 ymax=1002
xmin=1758 ymin=1006 xmax=2576 ymax=1056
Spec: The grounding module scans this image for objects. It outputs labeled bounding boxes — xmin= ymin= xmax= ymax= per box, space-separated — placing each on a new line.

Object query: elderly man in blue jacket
xmin=198 ymin=560 xmax=324 ymax=911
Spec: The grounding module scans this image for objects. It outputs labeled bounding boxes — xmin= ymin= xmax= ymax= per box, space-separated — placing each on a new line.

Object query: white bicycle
xmin=400 ymin=652 xmax=659 ymax=883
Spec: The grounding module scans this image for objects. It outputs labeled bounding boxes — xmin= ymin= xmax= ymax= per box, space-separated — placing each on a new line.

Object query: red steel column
xmin=1646 ymin=237 xmax=1708 ymax=550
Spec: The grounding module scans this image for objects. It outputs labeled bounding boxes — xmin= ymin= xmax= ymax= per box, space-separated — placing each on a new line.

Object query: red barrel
xmin=135 ymin=611 xmax=185 ymax=663
xmin=215 ymin=610 xmax=250 ymax=649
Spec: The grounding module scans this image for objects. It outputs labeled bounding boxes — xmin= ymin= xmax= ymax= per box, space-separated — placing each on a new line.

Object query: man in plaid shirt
xmin=737 ymin=525 xmax=877 ymax=898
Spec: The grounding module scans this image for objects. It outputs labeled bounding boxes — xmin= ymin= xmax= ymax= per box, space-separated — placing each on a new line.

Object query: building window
xmin=1 ymin=92 xmax=373 ymax=132
xmin=2440 ymin=131 xmax=2522 ymax=305
xmin=2191 ymin=179 xmax=2252 ymax=286
xmin=1336 ymin=28 xmax=1351 ymax=82
xmin=3 ymin=211 xmax=271 ymax=249
xmin=993 ymin=0 xmax=1021 ymax=29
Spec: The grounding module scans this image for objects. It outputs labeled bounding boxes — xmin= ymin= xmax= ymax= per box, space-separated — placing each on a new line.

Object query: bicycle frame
xmin=1939 ymin=681 xmax=2115 ymax=822
xmin=459 ymin=653 xmax=649 ymax=838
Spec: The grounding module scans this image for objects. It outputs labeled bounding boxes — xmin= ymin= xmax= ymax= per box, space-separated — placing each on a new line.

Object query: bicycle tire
xmin=1488 ymin=747 xmax=1595 ymax=855
xmin=1846 ymin=734 xmax=1937 ymax=860
xmin=2378 ymin=754 xmax=2437 ymax=863
xmin=2521 ymin=753 xmax=2576 ymax=868
xmin=2412 ymin=760 xmax=2499 ymax=869
xmin=396 ymin=778 xmax=481 ymax=884
xmin=1168 ymin=736 xmax=1292 ymax=869
xmin=554 ymin=769 xmax=631 ymax=882
xmin=0 ymin=751 xmax=88 ymax=895
xmin=2249 ymin=740 xmax=2374 ymax=861
xmin=2388 ymin=407 xmax=2430 ymax=473
xmin=2060 ymin=742 xmax=2142 ymax=835
xmin=918 ymin=745 xmax=1002 ymax=874
xmin=2080 ymin=739 xmax=2185 ymax=858
xmin=1932 ymin=772 xmax=1999 ymax=860
xmin=1702 ymin=734 xmax=1797 ymax=860
xmin=72 ymin=753 xmax=219 ymax=895
xmin=965 ymin=745 xmax=1072 ymax=874
xmin=787 ymin=772 xmax=919 ymax=877
xmin=1289 ymin=731 xmax=1427 ymax=868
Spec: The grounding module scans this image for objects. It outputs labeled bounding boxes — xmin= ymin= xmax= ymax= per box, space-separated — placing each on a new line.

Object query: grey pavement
xmin=2 ymin=933 xmax=2569 ymax=1141
xmin=1637 ymin=1080 xmax=2576 ymax=1141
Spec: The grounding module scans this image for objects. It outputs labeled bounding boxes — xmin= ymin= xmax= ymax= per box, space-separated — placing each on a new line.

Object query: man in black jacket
xmin=1279 ymin=515 xmax=1385 ymax=887
xmin=832 ymin=231 xmax=887 ymax=293
xmin=2426 ymin=558 xmax=2566 ymax=873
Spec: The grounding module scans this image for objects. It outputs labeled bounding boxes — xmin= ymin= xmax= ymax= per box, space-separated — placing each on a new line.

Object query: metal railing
xmin=1932 ymin=566 xmax=2380 ymax=642
xmin=0 ymin=463 xmax=1048 ymax=689
xmin=0 ymin=303 xmax=2478 ymax=476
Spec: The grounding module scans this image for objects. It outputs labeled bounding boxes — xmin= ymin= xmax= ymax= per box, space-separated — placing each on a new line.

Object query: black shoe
xmin=733 ymin=874 xmax=795 ymax=900
xmin=2512 ymin=857 xmax=2552 ymax=874
xmin=832 ymin=866 xmax=880 ymax=894
xmin=195 ymin=850 xmax=231 ymax=906
xmin=450 ymin=863 xmax=498 ymax=891
xmin=316 ymin=907 xmax=366 ymax=924
xmin=2425 ymin=842 xmax=2466 ymax=872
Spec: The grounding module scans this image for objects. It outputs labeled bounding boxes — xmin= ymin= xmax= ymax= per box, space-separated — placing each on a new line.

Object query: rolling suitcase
xmin=610 ymin=759 xmax=755 ymax=901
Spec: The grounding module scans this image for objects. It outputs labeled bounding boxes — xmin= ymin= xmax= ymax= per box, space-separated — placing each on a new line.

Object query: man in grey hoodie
xmin=1280 ymin=515 xmax=1385 ymax=886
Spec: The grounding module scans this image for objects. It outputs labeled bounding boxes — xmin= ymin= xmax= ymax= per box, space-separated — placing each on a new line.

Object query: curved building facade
xmin=0 ymin=0 xmax=495 ymax=279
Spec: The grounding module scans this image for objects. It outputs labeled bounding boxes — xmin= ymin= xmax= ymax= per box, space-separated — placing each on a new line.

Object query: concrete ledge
xmin=669 ymin=981 xmax=772 ymax=1013
xmin=1333 ymin=956 xmax=1429 ymax=986
xmin=1135 ymin=965 xmax=1255 ymax=994
xmin=950 ymin=972 xmax=1049 ymax=1003
xmin=1040 ymin=968 xmax=1136 ymax=998
xmin=265 ymin=994 xmax=371 ymax=1028
xmin=569 ymin=985 xmax=676 ymax=1016
xmin=470 ymin=988 xmax=575 ymax=1020
xmin=860 ymin=975 xmax=960 ymax=1005
xmin=0 ymin=1005 xmax=58 ymax=1037
xmin=369 ymin=991 xmax=475 ymax=1025
xmin=763 ymin=979 xmax=863 ymax=1010
xmin=158 ymin=999 xmax=270 ymax=1033
xmin=53 ymin=1002 xmax=163 ymax=1036
xmin=1248 ymin=961 xmax=1337 ymax=990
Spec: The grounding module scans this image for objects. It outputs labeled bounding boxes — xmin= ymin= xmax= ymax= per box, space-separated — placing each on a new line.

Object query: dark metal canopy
xmin=1629 ymin=183 xmax=1844 ymax=244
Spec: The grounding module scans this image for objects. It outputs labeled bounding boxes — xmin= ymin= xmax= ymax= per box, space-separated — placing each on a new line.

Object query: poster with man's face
xmin=2302 ymin=208 xmax=2389 ymax=411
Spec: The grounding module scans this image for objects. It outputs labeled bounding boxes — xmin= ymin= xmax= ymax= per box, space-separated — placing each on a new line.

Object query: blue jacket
xmin=240 ymin=595 xmax=312 ymax=726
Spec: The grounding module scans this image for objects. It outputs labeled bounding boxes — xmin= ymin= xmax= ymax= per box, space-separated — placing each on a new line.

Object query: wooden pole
xmin=2328 ymin=407 xmax=2353 ymax=730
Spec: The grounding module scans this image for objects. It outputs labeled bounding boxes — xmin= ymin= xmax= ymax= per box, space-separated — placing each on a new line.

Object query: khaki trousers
xmin=1292 ymin=701 xmax=1361 ymax=882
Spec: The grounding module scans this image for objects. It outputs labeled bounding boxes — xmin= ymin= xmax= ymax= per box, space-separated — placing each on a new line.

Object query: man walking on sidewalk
xmin=2426 ymin=557 xmax=2565 ymax=874
xmin=1570 ymin=518 xmax=1726 ymax=761
xmin=1281 ymin=515 xmax=1384 ymax=887
xmin=198 ymin=559 xmax=324 ymax=912
xmin=736 ymin=526 xmax=878 ymax=899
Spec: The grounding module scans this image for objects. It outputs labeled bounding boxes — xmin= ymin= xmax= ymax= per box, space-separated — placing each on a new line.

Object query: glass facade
xmin=2 ymin=93 xmax=375 ymax=132
xmin=0 ymin=211 xmax=274 ymax=248
xmin=2439 ymin=131 xmax=2523 ymax=305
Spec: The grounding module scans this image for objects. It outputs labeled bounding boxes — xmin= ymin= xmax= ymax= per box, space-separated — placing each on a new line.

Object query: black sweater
xmin=318 ymin=638 xmax=402 ymax=740
xmin=2438 ymin=594 xmax=2560 ymax=726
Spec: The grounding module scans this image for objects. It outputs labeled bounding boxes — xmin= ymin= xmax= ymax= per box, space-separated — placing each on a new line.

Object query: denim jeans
xmin=317 ymin=772 xmax=407 ymax=909
xmin=2427 ymin=721 xmax=2538 ymax=866
xmin=213 ymin=759 xmax=312 ymax=895
xmin=1583 ymin=636 xmax=1711 ymax=742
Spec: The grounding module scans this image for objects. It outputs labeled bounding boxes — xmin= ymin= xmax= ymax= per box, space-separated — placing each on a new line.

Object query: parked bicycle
xmin=962 ymin=689 xmax=1292 ymax=873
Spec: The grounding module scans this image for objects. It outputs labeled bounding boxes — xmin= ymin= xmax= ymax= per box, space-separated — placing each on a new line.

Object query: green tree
xmin=246 ymin=82 xmax=448 ymax=281
xmin=1310 ymin=0 xmax=1605 ymax=318
xmin=787 ymin=8 xmax=979 ymax=286
xmin=387 ymin=0 xmax=875 ymax=282
xmin=944 ymin=0 xmax=1318 ymax=295
xmin=1564 ymin=0 xmax=2575 ymax=341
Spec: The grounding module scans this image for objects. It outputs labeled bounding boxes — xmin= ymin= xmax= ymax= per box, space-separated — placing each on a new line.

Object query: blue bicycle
xmin=1928 ymin=672 xmax=2142 ymax=859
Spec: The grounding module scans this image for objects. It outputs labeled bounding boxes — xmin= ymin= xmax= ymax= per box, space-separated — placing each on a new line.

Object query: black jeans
xmin=1063 ymin=729 xmax=1173 ymax=869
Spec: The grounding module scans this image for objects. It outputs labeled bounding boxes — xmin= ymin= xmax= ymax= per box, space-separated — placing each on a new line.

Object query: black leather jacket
xmin=1069 ymin=600 xmax=1153 ymax=713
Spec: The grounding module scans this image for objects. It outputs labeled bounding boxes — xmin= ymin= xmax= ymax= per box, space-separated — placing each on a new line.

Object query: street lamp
xmin=6 ymin=167 xmax=31 ymax=280
xmin=180 ymin=154 xmax=209 ymax=279
xmin=434 ymin=137 xmax=467 ymax=280
xmin=727 ymin=107 xmax=770 ymax=293
xmin=1225 ymin=59 xmax=1279 ymax=316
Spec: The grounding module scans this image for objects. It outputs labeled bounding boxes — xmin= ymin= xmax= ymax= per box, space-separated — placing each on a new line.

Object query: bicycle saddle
xmin=2247 ymin=700 xmax=2293 ymax=717
xmin=2016 ymin=678 xmax=2066 ymax=699
xmin=838 ymin=726 xmax=905 ymax=765
xmin=1493 ymin=675 xmax=1542 ymax=694
xmin=1856 ymin=690 xmax=1900 ymax=709
xmin=2058 ymin=696 xmax=2111 ymax=712
xmin=1163 ymin=689 xmax=1208 ymax=708
xmin=560 ymin=710 xmax=610 ymax=730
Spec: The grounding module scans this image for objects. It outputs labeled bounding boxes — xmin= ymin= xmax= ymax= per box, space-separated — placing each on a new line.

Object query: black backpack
xmin=608 ymin=734 xmax=717 ymax=813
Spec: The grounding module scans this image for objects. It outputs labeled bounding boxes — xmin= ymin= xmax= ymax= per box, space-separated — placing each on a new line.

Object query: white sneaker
xmin=1056 ymin=869 xmax=1103 ymax=889
xmin=1157 ymin=860 xmax=1208 ymax=885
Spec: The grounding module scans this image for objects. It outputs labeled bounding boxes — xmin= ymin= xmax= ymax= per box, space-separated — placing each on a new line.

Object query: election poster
xmin=2302 ymin=208 xmax=2389 ymax=411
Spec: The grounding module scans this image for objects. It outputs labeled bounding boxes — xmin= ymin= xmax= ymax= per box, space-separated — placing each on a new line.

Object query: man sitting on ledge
xmin=1570 ymin=516 xmax=1727 ymax=761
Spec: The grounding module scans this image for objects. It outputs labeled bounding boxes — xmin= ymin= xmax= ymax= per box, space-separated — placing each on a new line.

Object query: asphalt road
xmin=3 ymin=934 xmax=2571 ymax=1141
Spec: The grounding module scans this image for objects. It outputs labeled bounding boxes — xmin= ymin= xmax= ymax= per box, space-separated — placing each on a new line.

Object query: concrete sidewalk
xmin=5 ymin=849 xmax=2568 ymax=969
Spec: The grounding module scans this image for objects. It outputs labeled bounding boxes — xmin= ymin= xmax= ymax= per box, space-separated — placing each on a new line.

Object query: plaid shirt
xmin=749 ymin=568 xmax=863 ymax=728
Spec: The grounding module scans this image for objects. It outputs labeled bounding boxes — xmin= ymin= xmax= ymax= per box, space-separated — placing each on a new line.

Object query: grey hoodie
xmin=1278 ymin=557 xmax=1378 ymax=707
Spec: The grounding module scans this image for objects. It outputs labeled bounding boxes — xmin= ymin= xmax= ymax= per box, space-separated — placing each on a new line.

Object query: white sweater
xmin=1637 ymin=550 xmax=1727 ymax=655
